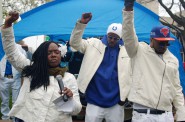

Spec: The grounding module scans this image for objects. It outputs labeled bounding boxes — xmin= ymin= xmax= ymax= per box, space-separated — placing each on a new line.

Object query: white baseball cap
xmin=107 ymin=23 xmax=122 ymax=38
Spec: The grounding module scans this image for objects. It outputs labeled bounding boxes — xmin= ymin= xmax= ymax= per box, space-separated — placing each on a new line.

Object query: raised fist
xmin=4 ymin=11 xmax=19 ymax=28
xmin=80 ymin=13 xmax=92 ymax=24
xmin=124 ymin=0 xmax=136 ymax=8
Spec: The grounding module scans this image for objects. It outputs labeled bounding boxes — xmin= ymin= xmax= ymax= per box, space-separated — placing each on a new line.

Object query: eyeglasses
xmin=159 ymin=42 xmax=170 ymax=46
xmin=107 ymin=36 xmax=120 ymax=41
xmin=152 ymin=38 xmax=170 ymax=47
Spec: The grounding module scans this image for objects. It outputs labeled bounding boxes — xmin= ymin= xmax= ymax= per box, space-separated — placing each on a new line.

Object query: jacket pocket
xmin=166 ymin=61 xmax=178 ymax=75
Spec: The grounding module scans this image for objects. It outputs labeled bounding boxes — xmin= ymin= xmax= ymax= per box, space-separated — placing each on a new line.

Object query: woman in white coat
xmin=1 ymin=11 xmax=82 ymax=122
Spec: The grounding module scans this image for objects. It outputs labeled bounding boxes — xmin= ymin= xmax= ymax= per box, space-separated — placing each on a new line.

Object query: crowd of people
xmin=0 ymin=0 xmax=185 ymax=122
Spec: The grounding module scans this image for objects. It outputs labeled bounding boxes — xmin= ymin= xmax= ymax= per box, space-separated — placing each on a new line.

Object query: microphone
xmin=56 ymin=75 xmax=68 ymax=102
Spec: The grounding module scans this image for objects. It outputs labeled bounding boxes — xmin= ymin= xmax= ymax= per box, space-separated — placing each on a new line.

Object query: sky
xmin=159 ymin=0 xmax=183 ymax=17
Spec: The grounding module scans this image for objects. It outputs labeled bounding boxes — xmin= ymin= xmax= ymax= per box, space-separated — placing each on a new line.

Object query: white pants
xmin=0 ymin=77 xmax=21 ymax=120
xmin=85 ymin=103 xmax=124 ymax=122
xmin=132 ymin=110 xmax=174 ymax=122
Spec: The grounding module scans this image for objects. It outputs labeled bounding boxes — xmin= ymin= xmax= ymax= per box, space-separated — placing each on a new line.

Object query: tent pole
xmin=0 ymin=0 xmax=3 ymax=31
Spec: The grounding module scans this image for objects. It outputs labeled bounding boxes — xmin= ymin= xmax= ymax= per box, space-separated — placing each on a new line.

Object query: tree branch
xmin=168 ymin=0 xmax=174 ymax=10
xmin=160 ymin=18 xmax=183 ymax=33
xmin=180 ymin=0 xmax=185 ymax=9
xmin=158 ymin=0 xmax=185 ymax=28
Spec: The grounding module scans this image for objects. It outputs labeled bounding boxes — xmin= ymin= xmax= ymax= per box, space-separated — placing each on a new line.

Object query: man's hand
xmin=80 ymin=13 xmax=92 ymax=24
xmin=3 ymin=11 xmax=19 ymax=29
xmin=124 ymin=0 xmax=135 ymax=11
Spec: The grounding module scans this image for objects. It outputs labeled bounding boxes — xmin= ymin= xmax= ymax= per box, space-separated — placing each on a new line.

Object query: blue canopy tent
xmin=0 ymin=0 xmax=185 ymax=94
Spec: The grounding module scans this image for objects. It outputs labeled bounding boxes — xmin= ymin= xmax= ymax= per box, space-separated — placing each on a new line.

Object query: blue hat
xmin=150 ymin=26 xmax=175 ymax=41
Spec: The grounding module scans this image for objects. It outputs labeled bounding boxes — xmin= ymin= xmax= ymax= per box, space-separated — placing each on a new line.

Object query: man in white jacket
xmin=70 ymin=12 xmax=131 ymax=122
xmin=122 ymin=0 xmax=185 ymax=121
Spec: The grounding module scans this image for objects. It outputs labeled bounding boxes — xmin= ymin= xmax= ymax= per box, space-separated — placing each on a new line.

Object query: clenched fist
xmin=124 ymin=0 xmax=135 ymax=8
xmin=3 ymin=11 xmax=19 ymax=29
xmin=80 ymin=13 xmax=92 ymax=24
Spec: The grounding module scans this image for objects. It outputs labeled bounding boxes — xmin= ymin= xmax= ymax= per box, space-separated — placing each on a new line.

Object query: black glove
xmin=124 ymin=0 xmax=135 ymax=8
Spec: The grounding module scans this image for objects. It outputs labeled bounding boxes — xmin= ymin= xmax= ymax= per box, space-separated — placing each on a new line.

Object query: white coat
xmin=1 ymin=27 xmax=82 ymax=122
xmin=122 ymin=10 xmax=185 ymax=121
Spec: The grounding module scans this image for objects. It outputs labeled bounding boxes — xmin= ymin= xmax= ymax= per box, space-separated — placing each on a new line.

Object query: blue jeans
xmin=0 ymin=77 xmax=21 ymax=120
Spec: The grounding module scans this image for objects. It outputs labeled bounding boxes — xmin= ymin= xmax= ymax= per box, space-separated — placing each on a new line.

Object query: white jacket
xmin=1 ymin=27 xmax=82 ymax=122
xmin=122 ymin=10 xmax=185 ymax=121
xmin=69 ymin=21 xmax=131 ymax=102
xmin=0 ymin=44 xmax=26 ymax=79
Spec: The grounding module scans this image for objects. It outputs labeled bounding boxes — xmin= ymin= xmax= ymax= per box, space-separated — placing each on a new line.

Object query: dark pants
xmin=15 ymin=117 xmax=24 ymax=122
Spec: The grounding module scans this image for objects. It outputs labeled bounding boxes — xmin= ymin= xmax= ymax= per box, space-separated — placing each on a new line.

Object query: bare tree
xmin=2 ymin=0 xmax=52 ymax=17
xmin=158 ymin=0 xmax=185 ymax=52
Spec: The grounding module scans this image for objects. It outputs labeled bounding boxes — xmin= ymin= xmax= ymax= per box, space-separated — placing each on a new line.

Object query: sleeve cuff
xmin=1 ymin=26 xmax=13 ymax=34
xmin=122 ymin=10 xmax=134 ymax=16
xmin=76 ymin=20 xmax=87 ymax=30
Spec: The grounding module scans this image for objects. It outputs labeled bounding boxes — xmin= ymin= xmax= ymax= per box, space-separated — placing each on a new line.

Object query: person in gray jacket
xmin=1 ymin=11 xmax=82 ymax=122
xmin=122 ymin=0 xmax=185 ymax=121
xmin=70 ymin=12 xmax=131 ymax=122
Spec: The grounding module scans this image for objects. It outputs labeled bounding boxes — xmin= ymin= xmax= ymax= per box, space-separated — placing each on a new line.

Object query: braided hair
xmin=22 ymin=41 xmax=60 ymax=91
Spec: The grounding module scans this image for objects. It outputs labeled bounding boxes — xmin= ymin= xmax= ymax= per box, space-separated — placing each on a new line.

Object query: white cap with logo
xmin=107 ymin=23 xmax=122 ymax=38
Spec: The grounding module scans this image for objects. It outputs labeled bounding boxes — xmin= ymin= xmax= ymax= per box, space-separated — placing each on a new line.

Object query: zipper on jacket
xmin=155 ymin=57 xmax=166 ymax=109
xmin=92 ymin=44 xmax=102 ymax=54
